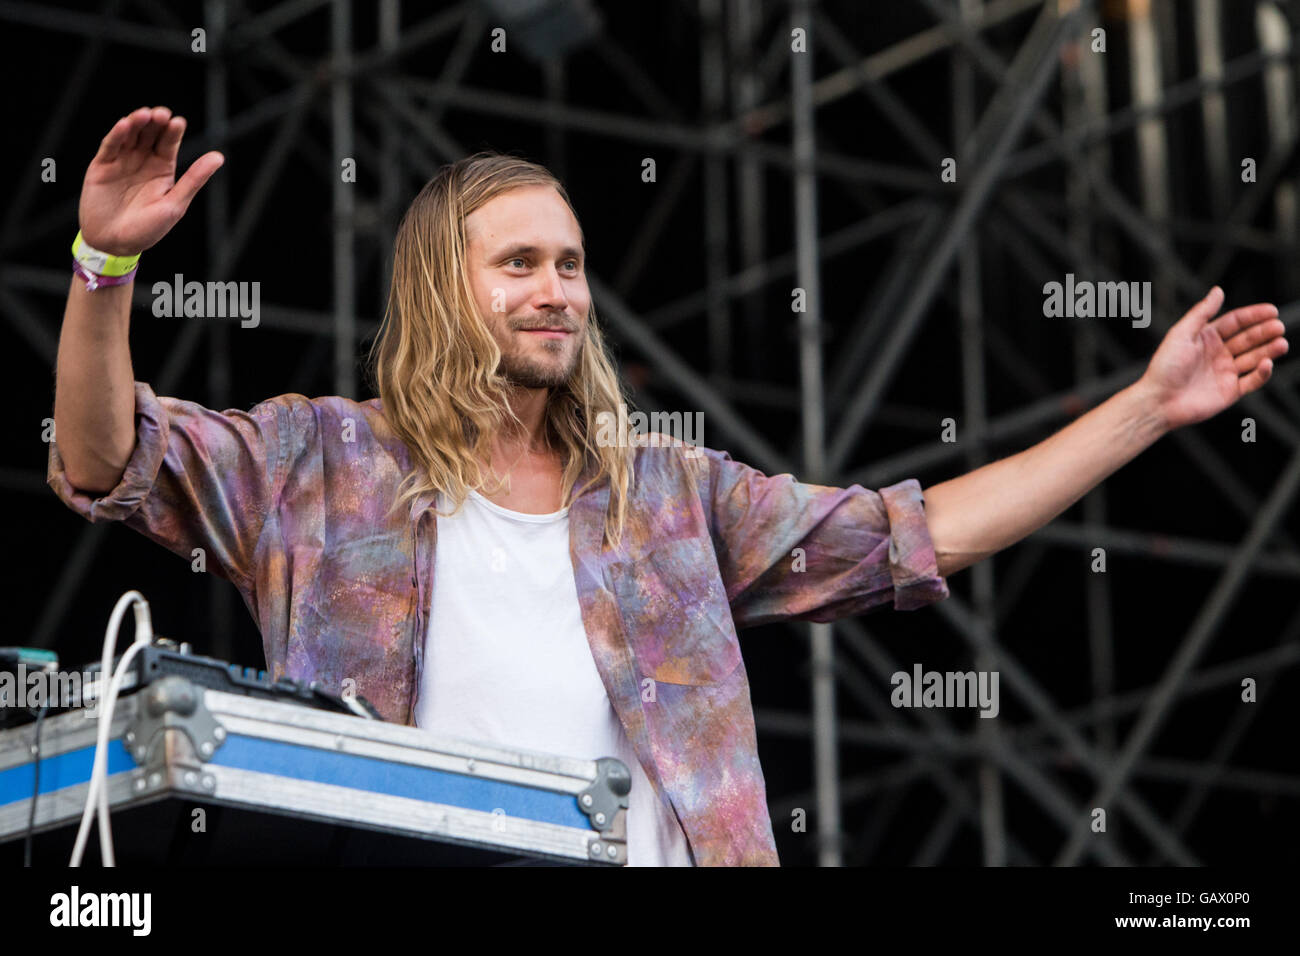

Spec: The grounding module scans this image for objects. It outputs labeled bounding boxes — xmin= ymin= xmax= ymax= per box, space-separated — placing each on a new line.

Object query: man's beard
xmin=498 ymin=339 xmax=580 ymax=389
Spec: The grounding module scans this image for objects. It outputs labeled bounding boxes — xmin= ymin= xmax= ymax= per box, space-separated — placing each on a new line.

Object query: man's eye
xmin=509 ymin=258 xmax=526 ymax=268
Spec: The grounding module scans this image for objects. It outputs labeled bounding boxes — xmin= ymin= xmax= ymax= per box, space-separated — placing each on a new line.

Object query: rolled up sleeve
xmin=47 ymin=380 xmax=286 ymax=592
xmin=694 ymin=446 xmax=949 ymax=629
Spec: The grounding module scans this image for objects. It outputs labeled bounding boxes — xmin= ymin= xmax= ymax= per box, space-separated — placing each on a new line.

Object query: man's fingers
xmin=93 ymin=116 xmax=131 ymax=164
xmin=1211 ymin=302 xmax=1280 ymax=341
xmin=1239 ymin=357 xmax=1275 ymax=397
xmin=153 ymin=116 xmax=186 ymax=162
xmin=135 ymin=106 xmax=173 ymax=156
xmin=1223 ymin=317 xmax=1286 ymax=356
xmin=167 ymin=151 xmax=225 ymax=213
xmin=92 ymin=108 xmax=183 ymax=169
xmin=118 ymin=107 xmax=153 ymax=154
xmin=1185 ymin=286 xmax=1225 ymax=333
xmin=1233 ymin=336 xmax=1290 ymax=375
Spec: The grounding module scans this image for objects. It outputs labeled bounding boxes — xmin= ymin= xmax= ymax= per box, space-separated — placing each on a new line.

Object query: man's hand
xmin=78 ymin=105 xmax=224 ymax=256
xmin=1138 ymin=286 xmax=1289 ymax=432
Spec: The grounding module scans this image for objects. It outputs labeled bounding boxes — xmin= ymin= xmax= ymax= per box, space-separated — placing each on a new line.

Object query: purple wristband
xmin=72 ymin=258 xmax=137 ymax=291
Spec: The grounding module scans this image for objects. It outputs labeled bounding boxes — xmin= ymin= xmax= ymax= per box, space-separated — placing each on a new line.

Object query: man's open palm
xmin=1141 ymin=286 xmax=1289 ymax=431
xmin=79 ymin=105 xmax=224 ymax=256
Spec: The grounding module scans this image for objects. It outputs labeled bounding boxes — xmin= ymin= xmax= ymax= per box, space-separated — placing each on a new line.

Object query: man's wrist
xmin=72 ymin=258 xmax=136 ymax=291
xmin=1125 ymin=376 xmax=1173 ymax=441
xmin=72 ymin=230 xmax=142 ymax=276
xmin=72 ymin=230 xmax=141 ymax=292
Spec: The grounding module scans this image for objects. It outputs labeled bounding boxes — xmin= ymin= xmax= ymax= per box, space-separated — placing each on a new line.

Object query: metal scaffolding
xmin=5 ymin=0 xmax=1300 ymax=865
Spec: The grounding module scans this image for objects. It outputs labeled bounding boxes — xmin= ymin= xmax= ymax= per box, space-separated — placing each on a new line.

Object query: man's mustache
xmin=513 ymin=319 xmax=579 ymax=333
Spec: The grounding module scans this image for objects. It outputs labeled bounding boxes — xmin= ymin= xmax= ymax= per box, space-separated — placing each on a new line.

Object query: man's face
xmin=464 ymin=184 xmax=590 ymax=389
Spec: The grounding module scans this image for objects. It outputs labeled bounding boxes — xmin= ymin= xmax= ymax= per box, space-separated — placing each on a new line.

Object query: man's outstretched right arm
xmin=54 ymin=105 xmax=223 ymax=492
xmin=48 ymin=106 xmax=299 ymax=593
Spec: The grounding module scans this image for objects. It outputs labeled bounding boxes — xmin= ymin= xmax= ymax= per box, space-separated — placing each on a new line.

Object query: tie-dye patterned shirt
xmin=47 ymin=382 xmax=950 ymax=866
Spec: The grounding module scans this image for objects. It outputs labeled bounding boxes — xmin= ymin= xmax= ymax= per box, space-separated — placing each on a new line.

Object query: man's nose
xmin=533 ymin=264 xmax=568 ymax=309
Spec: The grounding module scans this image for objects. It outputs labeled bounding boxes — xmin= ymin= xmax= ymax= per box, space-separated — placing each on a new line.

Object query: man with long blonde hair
xmin=368 ymin=147 xmax=635 ymax=542
xmin=50 ymin=107 xmax=1289 ymax=866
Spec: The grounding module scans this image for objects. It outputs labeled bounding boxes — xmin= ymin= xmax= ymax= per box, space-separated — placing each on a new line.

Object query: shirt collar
xmin=406 ymin=448 xmax=605 ymax=524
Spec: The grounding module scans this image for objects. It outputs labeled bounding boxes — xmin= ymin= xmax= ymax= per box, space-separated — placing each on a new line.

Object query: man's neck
xmin=492 ymin=385 xmax=555 ymax=461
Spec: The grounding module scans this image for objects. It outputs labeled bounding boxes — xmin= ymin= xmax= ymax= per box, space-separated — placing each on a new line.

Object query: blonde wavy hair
xmin=366 ymin=151 xmax=636 ymax=549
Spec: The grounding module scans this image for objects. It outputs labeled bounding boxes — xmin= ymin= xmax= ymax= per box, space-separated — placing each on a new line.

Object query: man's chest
xmin=475 ymin=453 xmax=566 ymax=514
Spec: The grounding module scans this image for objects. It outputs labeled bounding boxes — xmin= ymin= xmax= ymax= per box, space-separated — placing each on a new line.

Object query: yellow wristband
xmin=72 ymin=231 xmax=141 ymax=278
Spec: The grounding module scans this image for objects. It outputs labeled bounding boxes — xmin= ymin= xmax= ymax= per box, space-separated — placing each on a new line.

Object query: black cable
xmin=23 ymin=703 xmax=50 ymax=867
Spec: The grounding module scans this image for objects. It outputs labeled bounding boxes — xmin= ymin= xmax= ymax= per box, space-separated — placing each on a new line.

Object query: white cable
xmin=92 ymin=639 xmax=148 ymax=865
xmin=71 ymin=593 xmax=152 ymax=866
xmin=70 ymin=591 xmax=153 ymax=867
